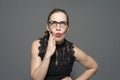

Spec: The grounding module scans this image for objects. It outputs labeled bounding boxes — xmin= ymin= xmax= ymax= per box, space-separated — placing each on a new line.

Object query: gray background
xmin=1 ymin=0 xmax=120 ymax=80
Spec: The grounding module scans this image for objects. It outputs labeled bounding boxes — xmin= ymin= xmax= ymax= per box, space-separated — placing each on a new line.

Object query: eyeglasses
xmin=48 ymin=21 xmax=69 ymax=27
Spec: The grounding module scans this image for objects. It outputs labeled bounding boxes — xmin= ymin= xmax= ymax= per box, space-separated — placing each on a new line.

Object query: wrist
xmin=44 ymin=52 xmax=52 ymax=59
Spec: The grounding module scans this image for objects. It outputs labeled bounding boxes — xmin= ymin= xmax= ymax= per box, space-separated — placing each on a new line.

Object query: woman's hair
xmin=47 ymin=8 xmax=69 ymax=25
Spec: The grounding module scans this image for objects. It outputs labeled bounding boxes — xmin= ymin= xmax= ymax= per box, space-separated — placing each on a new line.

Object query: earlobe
xmin=67 ymin=27 xmax=70 ymax=32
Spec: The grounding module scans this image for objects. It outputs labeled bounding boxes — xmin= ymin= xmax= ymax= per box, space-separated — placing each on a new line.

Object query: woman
xmin=31 ymin=8 xmax=98 ymax=80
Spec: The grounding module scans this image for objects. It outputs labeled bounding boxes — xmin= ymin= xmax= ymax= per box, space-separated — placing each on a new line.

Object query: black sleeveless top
xmin=38 ymin=38 xmax=75 ymax=80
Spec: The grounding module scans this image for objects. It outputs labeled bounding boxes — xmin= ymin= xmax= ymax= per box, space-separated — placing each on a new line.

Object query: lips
xmin=55 ymin=33 xmax=62 ymax=37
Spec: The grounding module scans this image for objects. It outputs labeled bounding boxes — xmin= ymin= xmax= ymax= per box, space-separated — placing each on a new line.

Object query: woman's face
xmin=47 ymin=12 xmax=69 ymax=42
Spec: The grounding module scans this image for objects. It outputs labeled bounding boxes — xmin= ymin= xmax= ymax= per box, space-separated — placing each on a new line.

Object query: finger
xmin=61 ymin=77 xmax=72 ymax=80
xmin=49 ymin=31 xmax=55 ymax=41
xmin=48 ymin=33 xmax=56 ymax=46
xmin=61 ymin=77 xmax=66 ymax=80
xmin=52 ymin=33 xmax=55 ymax=40
xmin=53 ymin=38 xmax=56 ymax=46
xmin=48 ymin=30 xmax=53 ymax=36
xmin=48 ymin=31 xmax=53 ymax=40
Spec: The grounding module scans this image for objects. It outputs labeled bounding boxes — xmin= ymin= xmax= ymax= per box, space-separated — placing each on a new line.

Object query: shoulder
xmin=31 ymin=39 xmax=40 ymax=48
xmin=31 ymin=39 xmax=41 ymax=55
xmin=73 ymin=45 xmax=88 ymax=61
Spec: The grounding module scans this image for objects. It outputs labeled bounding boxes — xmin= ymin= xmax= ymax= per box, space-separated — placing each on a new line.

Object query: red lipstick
xmin=55 ymin=33 xmax=62 ymax=37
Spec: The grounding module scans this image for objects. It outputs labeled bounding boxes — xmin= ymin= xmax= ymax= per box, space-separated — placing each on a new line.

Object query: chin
xmin=55 ymin=36 xmax=64 ymax=42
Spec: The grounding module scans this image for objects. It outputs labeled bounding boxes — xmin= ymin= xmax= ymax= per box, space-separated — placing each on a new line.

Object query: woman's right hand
xmin=61 ymin=76 xmax=72 ymax=80
xmin=45 ymin=31 xmax=56 ymax=58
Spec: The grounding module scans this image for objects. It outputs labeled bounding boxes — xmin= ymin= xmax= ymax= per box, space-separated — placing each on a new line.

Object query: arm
xmin=31 ymin=33 xmax=56 ymax=80
xmin=31 ymin=40 xmax=51 ymax=80
xmin=73 ymin=46 xmax=98 ymax=80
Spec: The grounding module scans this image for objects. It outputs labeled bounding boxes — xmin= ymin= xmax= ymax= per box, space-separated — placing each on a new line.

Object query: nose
xmin=56 ymin=24 xmax=61 ymax=31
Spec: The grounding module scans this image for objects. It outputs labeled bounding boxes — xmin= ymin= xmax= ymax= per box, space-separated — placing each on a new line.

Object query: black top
xmin=38 ymin=38 xmax=75 ymax=80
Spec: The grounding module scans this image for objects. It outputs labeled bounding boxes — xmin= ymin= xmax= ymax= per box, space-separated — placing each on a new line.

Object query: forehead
xmin=50 ymin=12 xmax=67 ymax=21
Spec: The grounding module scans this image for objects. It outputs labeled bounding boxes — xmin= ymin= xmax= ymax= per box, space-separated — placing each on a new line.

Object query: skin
xmin=31 ymin=12 xmax=98 ymax=80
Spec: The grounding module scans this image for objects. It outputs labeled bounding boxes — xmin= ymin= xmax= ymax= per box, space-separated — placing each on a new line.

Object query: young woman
xmin=31 ymin=8 xmax=98 ymax=80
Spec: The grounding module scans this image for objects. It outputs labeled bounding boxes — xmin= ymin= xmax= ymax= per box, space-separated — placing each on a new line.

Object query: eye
xmin=49 ymin=21 xmax=57 ymax=26
xmin=60 ymin=21 xmax=68 ymax=26
xmin=52 ymin=21 xmax=57 ymax=25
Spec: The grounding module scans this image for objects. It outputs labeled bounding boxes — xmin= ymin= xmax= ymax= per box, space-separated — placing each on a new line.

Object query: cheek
xmin=63 ymin=27 xmax=69 ymax=34
xmin=48 ymin=27 xmax=55 ymax=33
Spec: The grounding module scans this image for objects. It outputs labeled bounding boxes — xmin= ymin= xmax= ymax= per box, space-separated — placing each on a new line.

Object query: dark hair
xmin=47 ymin=8 xmax=69 ymax=25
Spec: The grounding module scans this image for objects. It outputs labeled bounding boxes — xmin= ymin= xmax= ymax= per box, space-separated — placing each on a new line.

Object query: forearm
xmin=32 ymin=54 xmax=51 ymax=80
xmin=75 ymin=68 xmax=97 ymax=80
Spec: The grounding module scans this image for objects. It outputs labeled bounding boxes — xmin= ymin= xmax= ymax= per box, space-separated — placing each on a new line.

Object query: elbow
xmin=31 ymin=76 xmax=38 ymax=80
xmin=93 ymin=63 xmax=99 ymax=74
xmin=31 ymin=73 xmax=35 ymax=80
xmin=31 ymin=72 xmax=38 ymax=80
xmin=31 ymin=72 xmax=44 ymax=80
xmin=95 ymin=62 xmax=99 ymax=71
xmin=88 ymin=62 xmax=99 ymax=74
xmin=31 ymin=71 xmax=35 ymax=80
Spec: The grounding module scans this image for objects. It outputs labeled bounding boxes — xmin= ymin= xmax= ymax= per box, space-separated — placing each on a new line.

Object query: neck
xmin=56 ymin=39 xmax=65 ymax=45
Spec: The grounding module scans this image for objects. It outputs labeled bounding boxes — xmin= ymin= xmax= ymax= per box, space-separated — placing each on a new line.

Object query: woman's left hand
xmin=61 ymin=76 xmax=72 ymax=80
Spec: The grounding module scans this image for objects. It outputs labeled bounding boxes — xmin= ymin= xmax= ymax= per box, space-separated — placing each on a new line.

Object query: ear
xmin=46 ymin=24 xmax=50 ymax=31
xmin=67 ymin=27 xmax=70 ymax=32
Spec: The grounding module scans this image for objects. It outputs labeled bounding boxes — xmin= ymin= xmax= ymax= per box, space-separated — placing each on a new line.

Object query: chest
xmin=47 ymin=51 xmax=75 ymax=76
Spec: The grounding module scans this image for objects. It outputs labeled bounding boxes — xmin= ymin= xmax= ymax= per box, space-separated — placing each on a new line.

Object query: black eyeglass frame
xmin=48 ymin=21 xmax=69 ymax=27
